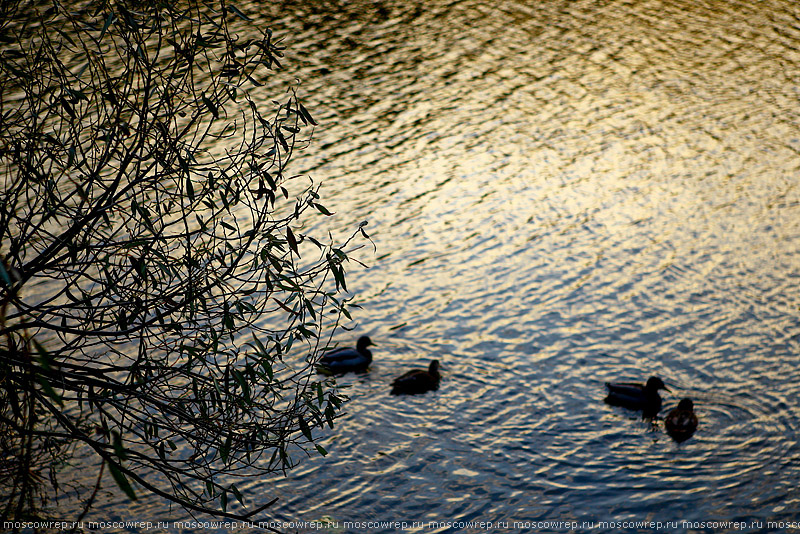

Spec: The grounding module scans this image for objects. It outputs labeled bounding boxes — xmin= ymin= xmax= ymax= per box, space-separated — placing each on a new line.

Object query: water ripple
xmin=77 ymin=0 xmax=800 ymax=529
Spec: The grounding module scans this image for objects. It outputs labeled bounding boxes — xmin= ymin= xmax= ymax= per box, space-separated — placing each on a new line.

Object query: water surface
xmin=82 ymin=0 xmax=800 ymax=531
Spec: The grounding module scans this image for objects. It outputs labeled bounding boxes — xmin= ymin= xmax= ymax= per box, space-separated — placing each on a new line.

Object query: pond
xmin=83 ymin=0 xmax=800 ymax=531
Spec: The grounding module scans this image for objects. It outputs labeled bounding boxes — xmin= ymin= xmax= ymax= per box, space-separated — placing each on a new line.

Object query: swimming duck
xmin=605 ymin=376 xmax=670 ymax=416
xmin=318 ymin=336 xmax=374 ymax=375
xmin=665 ymin=398 xmax=698 ymax=442
xmin=390 ymin=360 xmax=440 ymax=395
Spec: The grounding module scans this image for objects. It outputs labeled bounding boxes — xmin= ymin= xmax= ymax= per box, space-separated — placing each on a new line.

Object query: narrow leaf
xmin=202 ymin=94 xmax=219 ymax=119
xmin=99 ymin=13 xmax=115 ymax=40
xmin=325 ymin=404 xmax=335 ymax=428
xmin=274 ymin=298 xmax=298 ymax=315
xmin=298 ymin=101 xmax=318 ymax=125
xmin=286 ymin=227 xmax=298 ymax=255
xmin=221 ymin=434 xmax=232 ymax=464
xmin=231 ymin=368 xmax=251 ymax=402
xmin=263 ymin=171 xmax=276 ymax=190
xmin=231 ymin=484 xmax=245 ymax=506
xmin=227 ymin=5 xmax=252 ymax=21
xmin=276 ymin=130 xmax=289 ymax=151
xmin=112 ymin=430 xmax=128 ymax=460
xmin=298 ymin=416 xmax=312 ymax=441
xmin=313 ymin=202 xmax=334 ymax=216
xmin=107 ymin=461 xmax=137 ymax=501
xmin=0 ymin=261 xmax=12 ymax=286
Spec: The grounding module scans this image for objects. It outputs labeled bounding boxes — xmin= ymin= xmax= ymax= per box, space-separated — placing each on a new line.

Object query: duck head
xmin=677 ymin=398 xmax=693 ymax=411
xmin=356 ymin=336 xmax=374 ymax=361
xmin=356 ymin=336 xmax=374 ymax=351
xmin=428 ymin=359 xmax=440 ymax=375
xmin=645 ymin=376 xmax=670 ymax=393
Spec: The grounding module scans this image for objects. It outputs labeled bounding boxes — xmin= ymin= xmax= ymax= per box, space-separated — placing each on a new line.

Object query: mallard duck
xmin=665 ymin=398 xmax=698 ymax=442
xmin=605 ymin=376 xmax=670 ymax=416
xmin=390 ymin=360 xmax=440 ymax=395
xmin=317 ymin=336 xmax=374 ymax=375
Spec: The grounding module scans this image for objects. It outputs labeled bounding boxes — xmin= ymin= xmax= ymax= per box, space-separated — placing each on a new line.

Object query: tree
xmin=0 ymin=0 xmax=365 ymax=525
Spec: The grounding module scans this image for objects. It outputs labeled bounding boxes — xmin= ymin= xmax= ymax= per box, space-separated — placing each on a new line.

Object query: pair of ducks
xmin=605 ymin=376 xmax=698 ymax=441
xmin=318 ymin=336 xmax=440 ymax=395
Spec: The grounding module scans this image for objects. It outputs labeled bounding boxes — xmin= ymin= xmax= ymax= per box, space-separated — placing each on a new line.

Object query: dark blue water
xmin=76 ymin=0 xmax=800 ymax=531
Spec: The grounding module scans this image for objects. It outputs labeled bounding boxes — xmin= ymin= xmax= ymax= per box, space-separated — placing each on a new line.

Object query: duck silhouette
xmin=665 ymin=398 xmax=698 ymax=442
xmin=317 ymin=336 xmax=374 ymax=375
xmin=605 ymin=376 xmax=670 ymax=417
xmin=390 ymin=360 xmax=440 ymax=395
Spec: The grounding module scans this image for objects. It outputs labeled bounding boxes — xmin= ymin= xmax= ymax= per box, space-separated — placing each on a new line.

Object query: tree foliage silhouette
xmin=0 ymin=0 xmax=365 ymax=524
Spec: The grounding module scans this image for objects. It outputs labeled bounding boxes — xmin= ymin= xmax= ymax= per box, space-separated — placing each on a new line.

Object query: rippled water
xmin=83 ymin=0 xmax=800 ymax=531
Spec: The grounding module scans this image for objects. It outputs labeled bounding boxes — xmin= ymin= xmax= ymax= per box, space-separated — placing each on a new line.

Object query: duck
xmin=390 ymin=360 xmax=440 ymax=395
xmin=317 ymin=336 xmax=374 ymax=375
xmin=665 ymin=398 xmax=698 ymax=442
xmin=605 ymin=376 xmax=670 ymax=417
